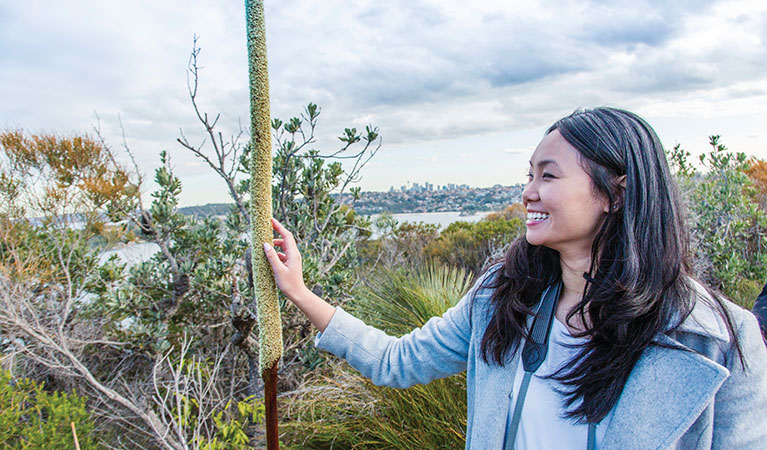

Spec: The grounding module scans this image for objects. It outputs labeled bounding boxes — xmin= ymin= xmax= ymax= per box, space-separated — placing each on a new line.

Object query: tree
xmin=174 ymin=34 xmax=381 ymax=400
xmin=424 ymin=211 xmax=525 ymax=275
xmin=668 ymin=136 xmax=767 ymax=306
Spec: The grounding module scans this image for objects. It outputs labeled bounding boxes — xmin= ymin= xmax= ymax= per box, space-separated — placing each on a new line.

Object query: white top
xmin=507 ymin=318 xmax=615 ymax=449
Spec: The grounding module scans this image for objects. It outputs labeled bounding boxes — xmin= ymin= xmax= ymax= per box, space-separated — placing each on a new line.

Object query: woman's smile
xmin=525 ymin=210 xmax=550 ymax=225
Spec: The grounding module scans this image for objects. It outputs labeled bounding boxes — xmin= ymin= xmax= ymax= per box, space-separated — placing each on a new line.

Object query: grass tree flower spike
xmin=246 ymin=0 xmax=282 ymax=448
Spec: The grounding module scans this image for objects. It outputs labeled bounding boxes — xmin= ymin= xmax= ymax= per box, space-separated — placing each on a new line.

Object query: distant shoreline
xmin=178 ymin=183 xmax=524 ymax=218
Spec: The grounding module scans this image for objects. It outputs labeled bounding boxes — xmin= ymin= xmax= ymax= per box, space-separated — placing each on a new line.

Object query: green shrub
xmin=670 ymin=136 xmax=767 ymax=307
xmin=358 ymin=217 xmax=441 ymax=270
xmin=0 ymin=370 xmax=97 ymax=449
xmin=424 ymin=213 xmax=524 ymax=274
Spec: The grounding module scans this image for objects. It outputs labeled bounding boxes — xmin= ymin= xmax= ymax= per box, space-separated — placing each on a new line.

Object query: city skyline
xmin=388 ymin=181 xmax=472 ymax=193
xmin=1 ymin=1 xmax=765 ymax=207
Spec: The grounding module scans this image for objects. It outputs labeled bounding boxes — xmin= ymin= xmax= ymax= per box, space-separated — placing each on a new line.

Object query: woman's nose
xmin=522 ymin=181 xmax=539 ymax=205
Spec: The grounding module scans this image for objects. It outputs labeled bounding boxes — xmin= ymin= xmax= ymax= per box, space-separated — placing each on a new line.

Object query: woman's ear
xmin=606 ymin=175 xmax=627 ymax=213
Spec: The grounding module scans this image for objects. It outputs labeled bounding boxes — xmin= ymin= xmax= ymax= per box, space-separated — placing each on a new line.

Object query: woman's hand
xmin=262 ymin=218 xmax=336 ymax=331
xmin=262 ymin=217 xmax=307 ymax=301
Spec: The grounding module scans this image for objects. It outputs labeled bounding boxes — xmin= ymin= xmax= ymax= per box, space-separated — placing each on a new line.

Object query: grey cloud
xmin=575 ymin=0 xmax=721 ymax=49
xmin=611 ymin=60 xmax=716 ymax=93
xmin=583 ymin=18 xmax=674 ymax=48
xmin=2 ymin=0 xmax=765 ymax=203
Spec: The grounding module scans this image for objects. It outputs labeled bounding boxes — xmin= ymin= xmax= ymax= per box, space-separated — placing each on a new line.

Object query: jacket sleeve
xmin=712 ymin=310 xmax=767 ymax=447
xmin=314 ymin=271 xmax=493 ymax=388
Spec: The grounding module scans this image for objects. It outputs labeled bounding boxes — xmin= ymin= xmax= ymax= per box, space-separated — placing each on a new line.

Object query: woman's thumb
xmin=263 ymin=243 xmax=280 ymax=269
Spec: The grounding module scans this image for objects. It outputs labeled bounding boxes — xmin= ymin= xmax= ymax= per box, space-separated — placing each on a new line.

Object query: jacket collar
xmin=671 ymin=282 xmax=730 ymax=342
xmin=601 ymin=288 xmax=732 ymax=449
xmin=600 ymin=332 xmax=729 ymax=449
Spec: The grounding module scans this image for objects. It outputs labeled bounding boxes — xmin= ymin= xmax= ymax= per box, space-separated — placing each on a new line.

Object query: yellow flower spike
xmin=246 ymin=0 xmax=282 ymax=375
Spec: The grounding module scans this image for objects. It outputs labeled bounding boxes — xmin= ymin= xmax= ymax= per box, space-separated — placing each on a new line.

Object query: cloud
xmin=0 ymin=0 xmax=765 ymax=205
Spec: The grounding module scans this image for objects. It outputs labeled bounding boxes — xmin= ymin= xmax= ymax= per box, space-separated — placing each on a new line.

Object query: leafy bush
xmin=358 ymin=216 xmax=441 ymax=270
xmin=669 ymin=136 xmax=767 ymax=306
xmin=0 ymin=370 xmax=97 ymax=449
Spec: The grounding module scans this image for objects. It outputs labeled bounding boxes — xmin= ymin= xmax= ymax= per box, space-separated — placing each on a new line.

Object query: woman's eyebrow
xmin=529 ymin=159 xmax=559 ymax=169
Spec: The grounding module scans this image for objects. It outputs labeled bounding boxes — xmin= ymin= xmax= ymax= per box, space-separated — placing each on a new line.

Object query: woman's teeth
xmin=527 ymin=212 xmax=550 ymax=221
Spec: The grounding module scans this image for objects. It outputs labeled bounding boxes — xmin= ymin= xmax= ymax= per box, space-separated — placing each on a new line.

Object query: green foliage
xmin=424 ymin=213 xmax=524 ymax=274
xmin=0 ymin=370 xmax=97 ymax=449
xmin=281 ymin=264 xmax=472 ymax=449
xmin=269 ymin=104 xmax=379 ymax=299
xmin=350 ymin=263 xmax=473 ymax=335
xmin=361 ymin=208 xmax=523 ymax=277
xmin=668 ymin=136 xmax=767 ymax=306
xmin=193 ymin=397 xmax=266 ymax=450
xmin=87 ymin=156 xmax=247 ymax=357
xmin=359 ymin=216 xmax=440 ymax=269
xmin=667 ymin=143 xmax=696 ymax=179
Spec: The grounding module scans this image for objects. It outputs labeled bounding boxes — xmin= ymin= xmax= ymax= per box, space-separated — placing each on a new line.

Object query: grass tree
xmin=245 ymin=1 xmax=283 ymax=449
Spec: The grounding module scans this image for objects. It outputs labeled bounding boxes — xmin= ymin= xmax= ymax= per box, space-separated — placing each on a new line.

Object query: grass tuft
xmin=280 ymin=264 xmax=473 ymax=449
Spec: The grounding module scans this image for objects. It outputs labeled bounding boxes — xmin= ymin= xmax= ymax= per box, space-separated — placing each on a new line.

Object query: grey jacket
xmin=315 ymin=270 xmax=767 ymax=449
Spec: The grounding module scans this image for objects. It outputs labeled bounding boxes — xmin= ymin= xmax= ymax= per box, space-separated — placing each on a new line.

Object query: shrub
xmin=0 ymin=369 xmax=97 ymax=449
xmin=669 ymin=136 xmax=767 ymax=306
xmin=424 ymin=211 xmax=524 ymax=274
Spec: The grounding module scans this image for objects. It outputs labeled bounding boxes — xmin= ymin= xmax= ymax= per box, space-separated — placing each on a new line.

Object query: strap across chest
xmin=504 ymin=281 xmax=597 ymax=450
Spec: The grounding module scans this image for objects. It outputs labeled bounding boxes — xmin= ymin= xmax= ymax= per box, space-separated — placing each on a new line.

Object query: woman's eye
xmin=542 ymin=172 xmax=555 ymax=179
xmin=526 ymin=172 xmax=534 ymax=180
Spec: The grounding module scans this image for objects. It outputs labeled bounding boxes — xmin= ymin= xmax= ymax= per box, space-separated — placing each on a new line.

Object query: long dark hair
xmin=478 ymin=107 xmax=742 ymax=423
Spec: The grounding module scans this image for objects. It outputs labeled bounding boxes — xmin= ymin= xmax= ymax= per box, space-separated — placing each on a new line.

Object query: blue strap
xmin=505 ymin=371 xmax=532 ymax=449
xmin=504 ymin=280 xmax=599 ymax=449
xmin=587 ymin=422 xmax=596 ymax=450
xmin=505 ymin=374 xmax=598 ymax=449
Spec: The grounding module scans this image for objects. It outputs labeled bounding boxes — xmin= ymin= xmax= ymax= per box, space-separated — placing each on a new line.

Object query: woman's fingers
xmin=263 ymin=220 xmax=308 ymax=301
xmin=270 ymin=218 xmax=299 ymax=260
xmin=263 ymin=243 xmax=288 ymax=264
xmin=271 ymin=218 xmax=297 ymax=247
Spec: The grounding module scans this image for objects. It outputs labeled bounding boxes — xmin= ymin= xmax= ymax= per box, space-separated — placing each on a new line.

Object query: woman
xmin=263 ymin=107 xmax=767 ymax=449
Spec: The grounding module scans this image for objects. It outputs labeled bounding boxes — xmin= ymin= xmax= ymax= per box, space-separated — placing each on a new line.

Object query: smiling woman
xmin=523 ymin=130 xmax=611 ymax=262
xmin=263 ymin=107 xmax=767 ymax=450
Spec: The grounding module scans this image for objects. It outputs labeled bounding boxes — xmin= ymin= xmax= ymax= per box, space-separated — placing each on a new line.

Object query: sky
xmin=1 ymin=0 xmax=765 ymax=207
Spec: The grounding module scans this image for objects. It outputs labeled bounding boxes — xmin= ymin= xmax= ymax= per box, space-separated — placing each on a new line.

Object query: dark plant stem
xmin=263 ymin=361 xmax=280 ymax=450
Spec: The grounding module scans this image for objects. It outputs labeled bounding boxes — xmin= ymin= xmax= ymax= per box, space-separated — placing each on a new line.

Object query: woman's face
xmin=522 ymin=130 xmax=610 ymax=258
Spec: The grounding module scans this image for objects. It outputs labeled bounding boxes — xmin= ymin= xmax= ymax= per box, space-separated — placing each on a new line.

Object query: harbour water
xmin=100 ymin=211 xmax=493 ymax=265
xmin=366 ymin=211 xmax=493 ymax=230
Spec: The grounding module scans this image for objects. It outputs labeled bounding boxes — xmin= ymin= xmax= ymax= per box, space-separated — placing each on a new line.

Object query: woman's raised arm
xmin=262 ymin=217 xmax=336 ymax=332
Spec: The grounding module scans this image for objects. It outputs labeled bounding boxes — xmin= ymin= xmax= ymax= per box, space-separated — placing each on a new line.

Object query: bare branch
xmin=178 ymin=38 xmax=250 ymax=225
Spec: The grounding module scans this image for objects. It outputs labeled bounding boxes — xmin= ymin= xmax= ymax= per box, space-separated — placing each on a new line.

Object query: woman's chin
xmin=525 ymin=232 xmax=544 ymax=247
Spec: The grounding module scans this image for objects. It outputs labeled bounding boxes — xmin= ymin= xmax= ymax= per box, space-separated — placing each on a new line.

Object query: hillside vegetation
xmin=2 ymin=93 xmax=765 ymax=449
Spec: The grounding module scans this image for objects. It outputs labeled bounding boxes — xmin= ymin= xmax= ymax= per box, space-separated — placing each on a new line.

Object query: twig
xmin=71 ymin=421 xmax=82 ymax=450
